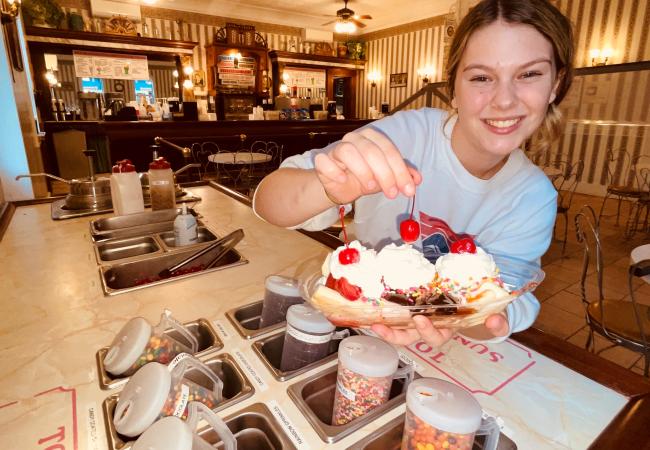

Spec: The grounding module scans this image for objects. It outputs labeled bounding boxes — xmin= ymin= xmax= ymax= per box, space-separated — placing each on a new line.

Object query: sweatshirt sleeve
xmin=485 ymin=175 xmax=558 ymax=339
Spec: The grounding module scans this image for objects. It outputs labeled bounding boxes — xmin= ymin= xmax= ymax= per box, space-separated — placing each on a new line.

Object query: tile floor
xmin=535 ymin=192 xmax=650 ymax=377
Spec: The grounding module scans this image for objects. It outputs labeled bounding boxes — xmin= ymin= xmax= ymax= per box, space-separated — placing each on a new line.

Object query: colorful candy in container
xmin=103 ymin=310 xmax=198 ymax=377
xmin=132 ymin=402 xmax=236 ymax=450
xmin=114 ymin=354 xmax=224 ymax=437
xmin=258 ymin=275 xmax=304 ymax=328
xmin=279 ymin=304 xmax=349 ymax=372
xmin=401 ymin=378 xmax=500 ymax=450
xmin=332 ymin=335 xmax=413 ymax=425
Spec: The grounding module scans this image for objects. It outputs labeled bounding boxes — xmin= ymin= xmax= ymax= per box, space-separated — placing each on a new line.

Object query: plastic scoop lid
xmin=286 ymin=303 xmax=335 ymax=334
xmin=265 ymin=275 xmax=301 ymax=297
xmin=113 ymin=362 xmax=171 ymax=437
xmin=406 ymin=378 xmax=482 ymax=434
xmin=337 ymin=335 xmax=399 ymax=377
xmin=150 ymin=157 xmax=171 ymax=170
xmin=132 ymin=416 xmax=192 ymax=450
xmin=103 ymin=317 xmax=152 ymax=375
xmin=112 ymin=159 xmax=136 ymax=173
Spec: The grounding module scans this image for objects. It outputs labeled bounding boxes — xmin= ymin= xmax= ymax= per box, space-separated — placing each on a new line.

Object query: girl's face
xmin=453 ymin=20 xmax=559 ymax=159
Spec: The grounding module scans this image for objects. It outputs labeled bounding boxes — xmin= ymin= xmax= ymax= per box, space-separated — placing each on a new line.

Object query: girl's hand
xmin=370 ymin=313 xmax=510 ymax=348
xmin=314 ymin=127 xmax=422 ymax=205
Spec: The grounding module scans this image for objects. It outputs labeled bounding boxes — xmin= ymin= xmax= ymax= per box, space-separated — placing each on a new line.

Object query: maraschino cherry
xmin=451 ymin=237 xmax=477 ymax=254
xmin=337 ymin=206 xmax=360 ymax=265
xmin=400 ymin=193 xmax=420 ymax=243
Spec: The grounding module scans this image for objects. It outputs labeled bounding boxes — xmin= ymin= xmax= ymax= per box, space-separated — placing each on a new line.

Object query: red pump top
xmin=149 ymin=157 xmax=171 ymax=170
xmin=112 ymin=159 xmax=136 ymax=173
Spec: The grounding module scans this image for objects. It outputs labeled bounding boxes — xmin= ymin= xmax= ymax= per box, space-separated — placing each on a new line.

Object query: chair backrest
xmin=556 ymin=159 xmax=585 ymax=209
xmin=192 ymin=141 xmax=222 ymax=175
xmin=632 ymin=154 xmax=650 ymax=192
xmin=604 ymin=149 xmax=635 ymax=188
xmin=574 ymin=205 xmax=604 ymax=311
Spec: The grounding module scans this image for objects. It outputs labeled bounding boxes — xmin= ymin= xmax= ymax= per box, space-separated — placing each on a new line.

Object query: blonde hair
xmin=446 ymin=0 xmax=574 ymax=153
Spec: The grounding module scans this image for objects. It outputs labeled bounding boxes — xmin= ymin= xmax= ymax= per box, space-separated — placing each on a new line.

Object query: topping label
xmin=336 ymin=380 xmax=356 ymax=401
xmin=286 ymin=324 xmax=332 ymax=344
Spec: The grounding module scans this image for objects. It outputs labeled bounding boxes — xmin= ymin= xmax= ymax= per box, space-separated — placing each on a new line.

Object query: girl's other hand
xmin=371 ymin=316 xmax=454 ymax=348
xmin=314 ymin=127 xmax=422 ymax=205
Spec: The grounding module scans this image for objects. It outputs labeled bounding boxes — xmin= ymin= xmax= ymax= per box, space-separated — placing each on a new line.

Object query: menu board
xmin=283 ymin=68 xmax=326 ymax=89
xmin=217 ymin=55 xmax=256 ymax=87
xmin=73 ymin=50 xmax=149 ymax=80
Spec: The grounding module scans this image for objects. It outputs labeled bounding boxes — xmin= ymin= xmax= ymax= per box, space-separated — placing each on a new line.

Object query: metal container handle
xmin=174 ymin=163 xmax=201 ymax=176
xmin=15 ymin=173 xmax=71 ymax=184
xmin=186 ymin=402 xmax=236 ymax=450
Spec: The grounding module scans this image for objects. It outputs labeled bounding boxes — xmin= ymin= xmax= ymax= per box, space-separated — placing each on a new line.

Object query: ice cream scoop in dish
xmin=304 ymin=240 xmax=544 ymax=329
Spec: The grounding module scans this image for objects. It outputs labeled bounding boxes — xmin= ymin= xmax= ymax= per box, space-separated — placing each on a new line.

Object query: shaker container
xmin=149 ymin=157 xmax=176 ymax=210
xmin=332 ymin=335 xmax=413 ymax=425
xmin=132 ymin=401 xmax=236 ymax=450
xmin=104 ymin=310 xmax=198 ymax=377
xmin=114 ymin=354 xmax=224 ymax=437
xmin=279 ymin=304 xmax=349 ymax=372
xmin=110 ymin=159 xmax=145 ymax=216
xmin=258 ymin=275 xmax=304 ymax=328
xmin=401 ymin=378 xmax=500 ymax=450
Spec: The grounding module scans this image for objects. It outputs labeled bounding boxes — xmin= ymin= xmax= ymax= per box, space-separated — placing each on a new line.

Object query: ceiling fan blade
xmin=351 ymin=18 xmax=367 ymax=28
xmin=358 ymin=14 xmax=372 ymax=20
xmin=321 ymin=19 xmax=337 ymax=26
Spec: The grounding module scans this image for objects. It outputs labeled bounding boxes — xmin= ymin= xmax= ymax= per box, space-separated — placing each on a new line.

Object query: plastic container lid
xmin=286 ymin=304 xmax=335 ymax=334
xmin=132 ymin=416 xmax=192 ymax=450
xmin=150 ymin=157 xmax=171 ymax=170
xmin=265 ymin=275 xmax=301 ymax=297
xmin=337 ymin=335 xmax=399 ymax=377
xmin=104 ymin=317 xmax=152 ymax=375
xmin=112 ymin=159 xmax=136 ymax=173
xmin=406 ymin=378 xmax=482 ymax=435
xmin=113 ymin=362 xmax=171 ymax=437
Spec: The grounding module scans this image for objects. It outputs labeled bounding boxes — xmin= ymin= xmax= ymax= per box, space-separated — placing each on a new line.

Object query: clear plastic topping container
xmin=332 ymin=335 xmax=413 ymax=425
xmin=279 ymin=304 xmax=348 ymax=372
xmin=401 ymin=378 xmax=499 ymax=450
xmin=132 ymin=402 xmax=236 ymax=450
xmin=114 ymin=355 xmax=223 ymax=437
xmin=149 ymin=157 xmax=176 ymax=210
xmin=104 ymin=310 xmax=198 ymax=376
xmin=258 ymin=275 xmax=304 ymax=328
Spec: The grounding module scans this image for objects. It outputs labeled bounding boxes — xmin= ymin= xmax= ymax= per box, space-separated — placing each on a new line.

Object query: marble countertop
xmin=0 ymin=185 xmax=645 ymax=449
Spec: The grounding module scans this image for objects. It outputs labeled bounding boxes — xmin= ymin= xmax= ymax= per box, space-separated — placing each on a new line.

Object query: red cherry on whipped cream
xmin=326 ymin=274 xmax=362 ymax=300
xmin=400 ymin=192 xmax=420 ymax=243
xmin=451 ymin=237 xmax=477 ymax=254
xmin=337 ymin=206 xmax=360 ymax=265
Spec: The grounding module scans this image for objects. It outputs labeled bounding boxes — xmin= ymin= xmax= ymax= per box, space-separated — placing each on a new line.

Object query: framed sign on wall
xmin=390 ymin=72 xmax=408 ymax=88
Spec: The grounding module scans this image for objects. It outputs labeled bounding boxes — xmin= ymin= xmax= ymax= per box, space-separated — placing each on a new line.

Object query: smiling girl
xmin=254 ymin=0 xmax=574 ymax=346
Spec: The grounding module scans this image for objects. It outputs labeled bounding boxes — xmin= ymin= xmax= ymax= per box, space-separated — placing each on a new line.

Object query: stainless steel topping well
xmin=102 ymin=352 xmax=255 ymax=450
xmin=94 ymin=235 xmax=162 ymax=263
xmin=252 ymin=328 xmax=357 ymax=382
xmin=158 ymin=226 xmax=217 ymax=250
xmin=225 ymin=300 xmax=286 ymax=340
xmin=96 ymin=318 xmax=224 ymax=390
xmin=286 ymin=362 xmax=415 ymax=443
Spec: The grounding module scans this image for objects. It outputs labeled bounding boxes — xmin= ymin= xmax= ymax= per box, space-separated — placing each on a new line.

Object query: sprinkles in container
xmin=104 ymin=310 xmax=198 ymax=377
xmin=332 ymin=335 xmax=413 ymax=425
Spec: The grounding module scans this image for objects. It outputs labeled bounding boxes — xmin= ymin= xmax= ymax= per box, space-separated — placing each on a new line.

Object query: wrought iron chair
xmin=554 ymin=159 xmax=584 ymax=252
xmin=598 ymin=149 xmax=641 ymax=226
xmin=575 ymin=205 xmax=650 ymax=377
xmin=624 ymin=165 xmax=650 ymax=238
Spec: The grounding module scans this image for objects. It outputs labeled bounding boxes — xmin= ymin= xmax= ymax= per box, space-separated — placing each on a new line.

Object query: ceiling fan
xmin=322 ymin=0 xmax=373 ymax=29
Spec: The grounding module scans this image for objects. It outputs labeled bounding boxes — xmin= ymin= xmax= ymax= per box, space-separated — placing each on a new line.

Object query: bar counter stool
xmin=575 ymin=205 xmax=650 ymax=377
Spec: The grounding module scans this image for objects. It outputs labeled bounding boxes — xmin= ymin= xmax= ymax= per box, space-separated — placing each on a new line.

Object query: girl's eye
xmin=520 ymin=71 xmax=542 ymax=79
xmin=470 ymin=75 xmax=490 ymax=82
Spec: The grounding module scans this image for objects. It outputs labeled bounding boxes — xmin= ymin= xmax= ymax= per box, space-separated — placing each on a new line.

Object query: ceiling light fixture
xmin=334 ymin=20 xmax=356 ymax=34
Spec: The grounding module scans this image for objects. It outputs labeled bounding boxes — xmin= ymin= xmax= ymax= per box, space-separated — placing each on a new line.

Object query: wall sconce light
xmin=182 ymin=79 xmax=193 ymax=89
xmin=417 ymin=66 xmax=435 ymax=84
xmin=45 ymin=70 xmax=59 ymax=87
xmin=590 ymin=48 xmax=612 ymax=66
xmin=368 ymin=71 xmax=381 ymax=88
xmin=1 ymin=0 xmax=21 ymax=24
xmin=183 ymin=65 xmax=194 ymax=76
xmin=279 ymin=83 xmax=289 ymax=95
xmin=172 ymin=69 xmax=179 ymax=78
xmin=174 ymin=81 xmax=179 ymax=89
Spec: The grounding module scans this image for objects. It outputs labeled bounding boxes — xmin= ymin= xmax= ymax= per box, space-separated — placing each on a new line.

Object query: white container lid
xmin=113 ymin=362 xmax=171 ymax=437
xmin=265 ymin=275 xmax=301 ymax=297
xmin=337 ymin=335 xmax=398 ymax=377
xmin=406 ymin=378 xmax=482 ymax=435
xmin=132 ymin=416 xmax=192 ymax=450
xmin=104 ymin=317 xmax=152 ymax=375
xmin=286 ymin=304 xmax=335 ymax=334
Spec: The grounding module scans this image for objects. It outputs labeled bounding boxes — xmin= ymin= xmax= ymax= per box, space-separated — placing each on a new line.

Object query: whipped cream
xmin=323 ymin=240 xmax=384 ymax=299
xmin=376 ymin=243 xmax=436 ymax=290
xmin=435 ymin=247 xmax=498 ymax=288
